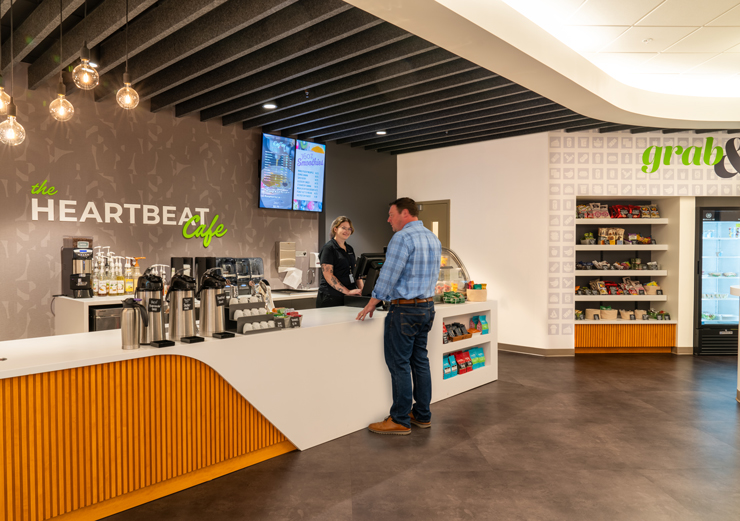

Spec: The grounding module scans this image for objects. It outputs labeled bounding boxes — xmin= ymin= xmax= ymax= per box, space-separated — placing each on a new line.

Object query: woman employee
xmin=317 ymin=216 xmax=363 ymax=308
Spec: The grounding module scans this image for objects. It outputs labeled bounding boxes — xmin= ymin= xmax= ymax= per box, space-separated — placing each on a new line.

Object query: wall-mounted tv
xmin=259 ymin=134 xmax=295 ymax=210
xmin=292 ymin=140 xmax=326 ymax=212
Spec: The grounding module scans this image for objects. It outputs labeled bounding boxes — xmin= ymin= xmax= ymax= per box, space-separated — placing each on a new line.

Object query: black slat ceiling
xmin=0 ymin=0 xmax=735 ymax=154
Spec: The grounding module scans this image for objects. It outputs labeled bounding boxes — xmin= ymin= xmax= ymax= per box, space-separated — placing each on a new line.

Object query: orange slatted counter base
xmin=0 ymin=355 xmax=296 ymax=521
xmin=575 ymin=323 xmax=676 ymax=353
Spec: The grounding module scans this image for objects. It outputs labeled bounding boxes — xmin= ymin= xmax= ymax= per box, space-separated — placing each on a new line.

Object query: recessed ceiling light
xmin=263 ymin=103 xmax=277 ymax=109
xmin=376 ymin=130 xmax=387 ymax=135
xmin=642 ymin=38 xmax=653 ymax=44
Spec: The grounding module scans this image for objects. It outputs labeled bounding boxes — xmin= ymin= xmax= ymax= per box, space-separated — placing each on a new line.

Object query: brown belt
xmin=390 ymin=297 xmax=433 ymax=305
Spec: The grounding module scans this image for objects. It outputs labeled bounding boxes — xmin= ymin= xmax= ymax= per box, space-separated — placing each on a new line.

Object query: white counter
xmin=53 ymin=291 xmax=319 ymax=335
xmin=2 ymin=300 xmax=497 ymax=449
xmin=730 ymin=285 xmax=740 ymax=402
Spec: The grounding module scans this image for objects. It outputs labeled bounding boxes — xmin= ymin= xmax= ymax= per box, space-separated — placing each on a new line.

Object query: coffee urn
xmin=135 ymin=267 xmax=167 ymax=345
xmin=197 ymin=268 xmax=232 ymax=338
xmin=121 ymin=298 xmax=148 ymax=350
xmin=167 ymin=270 xmax=201 ymax=342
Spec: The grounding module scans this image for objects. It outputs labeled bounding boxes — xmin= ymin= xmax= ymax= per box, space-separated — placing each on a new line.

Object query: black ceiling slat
xmin=98 ymin=0 xmax=233 ymax=75
xmin=0 ymin=0 xmax=84 ymax=73
xmin=344 ymin=98 xmax=564 ymax=147
xmin=315 ymin=90 xmax=542 ymax=142
xmin=629 ymin=127 xmax=662 ymax=134
xmin=214 ymin=45 xmax=452 ymax=124
xmin=357 ymin=105 xmax=568 ymax=148
xmin=388 ymin=118 xmax=598 ymax=155
xmin=224 ymin=59 xmax=480 ymax=127
xmin=598 ymin=125 xmax=641 ymax=133
xmin=367 ymin=110 xmax=578 ymax=151
xmin=375 ymin=114 xmax=589 ymax=153
xmin=94 ymin=0 xmax=301 ymax=100
xmin=727 ymin=130 xmax=740 ymax=134
xmin=268 ymin=73 xmax=510 ymax=135
xmin=161 ymin=13 xmax=396 ymax=115
xmin=564 ymin=122 xmax=613 ymax=132
xmin=694 ymin=129 xmax=724 ymax=134
xmin=27 ymin=0 xmax=158 ymax=89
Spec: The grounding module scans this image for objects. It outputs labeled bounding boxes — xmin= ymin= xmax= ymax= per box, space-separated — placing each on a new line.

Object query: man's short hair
xmin=389 ymin=197 xmax=418 ymax=217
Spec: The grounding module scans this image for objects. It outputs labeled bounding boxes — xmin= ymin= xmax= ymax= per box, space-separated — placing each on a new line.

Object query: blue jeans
xmin=384 ymin=301 xmax=435 ymax=428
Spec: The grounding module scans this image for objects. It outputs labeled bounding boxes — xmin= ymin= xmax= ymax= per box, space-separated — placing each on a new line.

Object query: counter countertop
xmin=2 ymin=301 xmax=491 ymax=380
xmin=1 ymin=300 xmax=497 ymax=450
xmin=56 ymin=290 xmax=318 ymax=305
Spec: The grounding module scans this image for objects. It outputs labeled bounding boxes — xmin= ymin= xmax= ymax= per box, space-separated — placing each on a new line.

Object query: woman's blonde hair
xmin=330 ymin=216 xmax=354 ymax=238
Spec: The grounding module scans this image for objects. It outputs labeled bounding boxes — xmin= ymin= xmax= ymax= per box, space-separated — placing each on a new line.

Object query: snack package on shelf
xmin=650 ymin=205 xmax=660 ymax=218
xmin=640 ymin=206 xmax=651 ymax=218
xmin=447 ymin=355 xmax=458 ymax=377
xmin=577 ymin=204 xmax=592 ymax=219
xmin=443 ymin=357 xmax=452 ymax=379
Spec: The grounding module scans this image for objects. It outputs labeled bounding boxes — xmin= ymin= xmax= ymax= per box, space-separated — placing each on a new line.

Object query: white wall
xmin=398 ymin=134 xmax=565 ymax=351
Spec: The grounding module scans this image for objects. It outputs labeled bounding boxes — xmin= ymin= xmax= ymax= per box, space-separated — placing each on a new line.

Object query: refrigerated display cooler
xmin=695 ymin=208 xmax=740 ymax=355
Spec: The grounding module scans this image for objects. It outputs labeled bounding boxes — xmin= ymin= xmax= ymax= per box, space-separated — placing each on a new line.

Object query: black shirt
xmin=318 ymin=239 xmax=357 ymax=297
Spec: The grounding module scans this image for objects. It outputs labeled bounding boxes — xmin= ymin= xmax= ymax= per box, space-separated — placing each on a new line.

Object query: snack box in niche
xmin=448 ymin=355 xmax=458 ymax=377
xmin=443 ymin=357 xmax=452 ymax=379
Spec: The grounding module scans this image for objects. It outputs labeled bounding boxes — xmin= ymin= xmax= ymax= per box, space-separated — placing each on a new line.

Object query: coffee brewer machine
xmin=62 ymin=243 xmax=94 ymax=298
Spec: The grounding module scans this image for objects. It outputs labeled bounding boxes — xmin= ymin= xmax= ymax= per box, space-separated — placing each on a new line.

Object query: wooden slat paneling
xmin=0 ymin=355 xmax=294 ymax=521
xmin=575 ymin=324 xmax=676 ymax=353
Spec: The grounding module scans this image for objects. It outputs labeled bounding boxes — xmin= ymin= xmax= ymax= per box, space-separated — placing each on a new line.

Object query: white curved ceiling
xmin=345 ymin=0 xmax=740 ymax=129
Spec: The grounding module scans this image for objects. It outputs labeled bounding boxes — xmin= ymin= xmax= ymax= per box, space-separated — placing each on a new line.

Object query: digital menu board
xmin=259 ymin=134 xmax=295 ymax=210
xmin=292 ymin=140 xmax=326 ymax=212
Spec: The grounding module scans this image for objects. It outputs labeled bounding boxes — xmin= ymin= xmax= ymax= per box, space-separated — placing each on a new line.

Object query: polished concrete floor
xmin=106 ymin=352 xmax=740 ymax=521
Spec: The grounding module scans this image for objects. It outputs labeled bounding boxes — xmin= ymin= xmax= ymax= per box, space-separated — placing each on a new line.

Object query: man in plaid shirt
xmin=357 ymin=197 xmax=441 ymax=435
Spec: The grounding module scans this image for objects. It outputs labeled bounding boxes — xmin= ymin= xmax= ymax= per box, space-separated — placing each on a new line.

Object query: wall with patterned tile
xmin=547 ymin=129 xmax=740 ymax=347
xmin=0 ymin=65 xmax=319 ymax=342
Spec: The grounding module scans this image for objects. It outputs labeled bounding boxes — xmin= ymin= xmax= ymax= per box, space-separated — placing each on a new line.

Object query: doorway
xmin=417 ymin=200 xmax=450 ymax=248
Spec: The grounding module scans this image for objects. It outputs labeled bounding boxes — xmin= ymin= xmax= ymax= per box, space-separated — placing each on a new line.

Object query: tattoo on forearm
xmin=322 ymin=264 xmax=350 ymax=294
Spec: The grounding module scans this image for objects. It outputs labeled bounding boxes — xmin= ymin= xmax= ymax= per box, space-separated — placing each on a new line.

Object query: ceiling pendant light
xmin=116 ymin=0 xmax=138 ymax=110
xmin=72 ymin=0 xmax=99 ymax=90
xmin=0 ymin=0 xmax=25 ymax=146
xmin=50 ymin=0 xmax=74 ymax=121
xmin=0 ymin=14 xmax=9 ymax=115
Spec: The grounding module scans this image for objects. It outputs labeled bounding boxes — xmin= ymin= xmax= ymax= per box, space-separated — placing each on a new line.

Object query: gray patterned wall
xmin=0 ymin=65 xmax=318 ymax=342
xmin=547 ymin=129 xmax=740 ymax=342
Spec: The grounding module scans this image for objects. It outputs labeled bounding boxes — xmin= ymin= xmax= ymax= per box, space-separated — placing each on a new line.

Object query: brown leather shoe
xmin=368 ymin=416 xmax=411 ymax=435
xmin=409 ymin=411 xmax=431 ymax=429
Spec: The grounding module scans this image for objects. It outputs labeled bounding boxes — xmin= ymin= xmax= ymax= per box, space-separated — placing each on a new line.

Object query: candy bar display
xmin=576 ymin=260 xmax=660 ymax=271
xmin=443 ymin=348 xmax=486 ymax=378
xmin=577 ymin=203 xmax=660 ymax=219
xmin=575 ymin=307 xmax=671 ymax=321
xmin=575 ymin=278 xmax=660 ymax=296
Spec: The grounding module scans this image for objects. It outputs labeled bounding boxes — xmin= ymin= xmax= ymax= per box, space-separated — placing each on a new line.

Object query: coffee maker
xmin=62 ymin=244 xmax=95 ymax=298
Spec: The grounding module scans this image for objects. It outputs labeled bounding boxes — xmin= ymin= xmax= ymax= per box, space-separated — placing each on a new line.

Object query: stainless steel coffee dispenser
xmin=197 ymin=268 xmax=232 ymax=338
xmin=135 ymin=267 xmax=166 ymax=345
xmin=167 ymin=270 xmax=201 ymax=343
xmin=121 ymin=298 xmax=148 ymax=350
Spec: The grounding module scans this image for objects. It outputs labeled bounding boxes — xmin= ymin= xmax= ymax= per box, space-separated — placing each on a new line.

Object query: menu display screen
xmin=293 ymin=140 xmax=325 ymax=212
xmin=259 ymin=134 xmax=296 ymax=210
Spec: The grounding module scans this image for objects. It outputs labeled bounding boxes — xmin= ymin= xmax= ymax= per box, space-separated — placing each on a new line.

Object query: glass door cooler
xmin=695 ymin=208 xmax=740 ymax=355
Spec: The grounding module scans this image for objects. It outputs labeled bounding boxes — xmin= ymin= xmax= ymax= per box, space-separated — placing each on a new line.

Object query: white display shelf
xmin=442 ymin=335 xmax=488 ymax=352
xmin=702 ymin=237 xmax=740 ymax=240
xmin=575 ymin=295 xmax=667 ymax=301
xmin=576 ymin=218 xmax=668 ymax=225
xmin=575 ymin=270 xmax=667 ymax=277
xmin=702 ymin=276 xmax=739 ymax=279
xmin=575 ymin=319 xmax=677 ymax=325
xmin=702 ymin=256 xmax=740 ymax=259
xmin=701 ymin=298 xmax=737 ymax=301
xmin=576 ymin=244 xmax=668 ymax=251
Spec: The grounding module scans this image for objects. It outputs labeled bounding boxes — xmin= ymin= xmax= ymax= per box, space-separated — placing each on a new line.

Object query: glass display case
xmin=435 ymin=248 xmax=471 ymax=299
